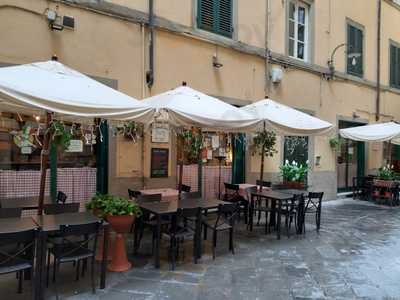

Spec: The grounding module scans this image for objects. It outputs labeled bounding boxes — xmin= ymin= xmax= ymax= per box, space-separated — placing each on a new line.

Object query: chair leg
xmin=52 ymin=259 xmax=57 ymax=283
xmin=75 ymin=260 xmax=80 ymax=281
xmin=229 ymin=228 xmax=234 ymax=254
xmin=203 ymin=225 xmax=208 ymax=240
xmin=212 ymin=231 xmax=217 ymax=260
xmin=17 ymin=270 xmax=23 ymax=294
xmin=91 ymin=257 xmax=96 ymax=294
xmin=82 ymin=258 xmax=87 ymax=278
xmin=55 ymin=262 xmax=60 ymax=300
xmin=257 ymin=210 xmax=261 ymax=226
xmin=46 ymin=251 xmax=51 ymax=287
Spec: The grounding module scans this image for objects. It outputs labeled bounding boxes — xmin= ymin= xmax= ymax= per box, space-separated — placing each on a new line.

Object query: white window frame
xmin=288 ymin=0 xmax=309 ymax=62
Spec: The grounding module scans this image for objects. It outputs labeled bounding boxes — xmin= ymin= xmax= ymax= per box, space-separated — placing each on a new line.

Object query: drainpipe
xmin=265 ymin=0 xmax=270 ymax=97
xmin=146 ymin=0 xmax=154 ymax=89
xmin=376 ymin=0 xmax=382 ymax=121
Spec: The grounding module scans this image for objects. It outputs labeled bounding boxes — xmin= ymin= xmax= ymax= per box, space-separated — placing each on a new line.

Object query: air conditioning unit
xmin=270 ymin=67 xmax=283 ymax=84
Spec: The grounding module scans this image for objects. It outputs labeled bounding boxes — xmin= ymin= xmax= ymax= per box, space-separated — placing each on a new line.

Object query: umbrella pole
xmin=178 ymin=134 xmax=183 ymax=194
xmin=259 ymin=122 xmax=266 ymax=191
xmin=38 ymin=112 xmax=52 ymax=216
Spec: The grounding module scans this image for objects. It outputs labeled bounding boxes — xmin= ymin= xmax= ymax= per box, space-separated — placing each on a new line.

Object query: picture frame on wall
xmin=150 ymin=148 xmax=169 ymax=178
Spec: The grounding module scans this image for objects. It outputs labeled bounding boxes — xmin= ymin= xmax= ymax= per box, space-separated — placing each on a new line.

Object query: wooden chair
xmin=304 ymin=192 xmax=324 ymax=232
xmin=223 ymin=183 xmax=248 ymax=224
xmin=56 ymin=191 xmax=67 ymax=204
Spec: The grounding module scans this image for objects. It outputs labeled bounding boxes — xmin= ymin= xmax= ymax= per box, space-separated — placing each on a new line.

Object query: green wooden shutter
xmin=347 ymin=24 xmax=363 ymax=77
xmin=198 ymin=0 xmax=232 ymax=38
xmin=390 ymin=45 xmax=397 ymax=87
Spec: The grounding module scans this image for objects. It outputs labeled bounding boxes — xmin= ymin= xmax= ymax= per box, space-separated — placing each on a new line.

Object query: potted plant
xmin=377 ymin=165 xmax=395 ymax=181
xmin=251 ymin=130 xmax=278 ymax=189
xmin=103 ymin=196 xmax=141 ymax=272
xmin=279 ymin=160 xmax=310 ymax=189
xmin=47 ymin=120 xmax=73 ymax=150
xmin=329 ymin=136 xmax=342 ymax=151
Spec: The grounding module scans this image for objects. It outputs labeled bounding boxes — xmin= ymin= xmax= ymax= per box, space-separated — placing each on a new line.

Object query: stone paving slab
xmin=2 ymin=199 xmax=400 ymax=299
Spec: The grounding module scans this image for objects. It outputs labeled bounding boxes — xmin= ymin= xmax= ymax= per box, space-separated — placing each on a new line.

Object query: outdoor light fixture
xmin=45 ymin=8 xmax=64 ymax=31
xmin=212 ymin=54 xmax=223 ymax=68
xmin=315 ymin=156 xmax=321 ymax=166
xmin=327 ymin=43 xmax=360 ymax=80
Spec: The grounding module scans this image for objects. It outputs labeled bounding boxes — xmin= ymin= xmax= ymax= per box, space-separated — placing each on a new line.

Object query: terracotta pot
xmin=283 ymin=181 xmax=305 ymax=189
xmin=107 ymin=214 xmax=136 ymax=272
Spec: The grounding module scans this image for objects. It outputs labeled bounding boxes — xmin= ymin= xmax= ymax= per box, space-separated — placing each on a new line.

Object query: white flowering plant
xmin=279 ymin=160 xmax=310 ymax=183
xmin=377 ymin=164 xmax=396 ymax=181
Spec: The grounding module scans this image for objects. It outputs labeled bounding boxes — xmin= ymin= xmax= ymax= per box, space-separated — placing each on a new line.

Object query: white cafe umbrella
xmin=143 ymin=85 xmax=258 ymax=131
xmin=0 ymin=60 xmax=154 ymax=214
xmin=0 ymin=60 xmax=154 ymax=123
xmin=339 ymin=122 xmax=400 ymax=143
xmin=142 ymin=84 xmax=258 ymax=194
xmin=240 ymin=98 xmax=334 ymax=186
xmin=241 ymin=99 xmax=334 ymax=135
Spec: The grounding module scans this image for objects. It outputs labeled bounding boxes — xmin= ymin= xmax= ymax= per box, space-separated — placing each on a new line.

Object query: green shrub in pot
xmin=103 ymin=196 xmax=142 ymax=217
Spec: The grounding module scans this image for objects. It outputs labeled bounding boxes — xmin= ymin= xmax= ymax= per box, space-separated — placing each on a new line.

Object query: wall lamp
xmin=45 ymin=8 xmax=63 ymax=31
xmin=212 ymin=54 xmax=223 ymax=68
xmin=327 ymin=43 xmax=360 ymax=79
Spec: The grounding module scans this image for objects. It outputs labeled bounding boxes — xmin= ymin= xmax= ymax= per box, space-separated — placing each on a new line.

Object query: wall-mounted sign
xmin=150 ymin=148 xmax=169 ymax=178
xmin=66 ymin=139 xmax=83 ymax=153
xmin=21 ymin=146 xmax=32 ymax=154
xmin=152 ymin=123 xmax=169 ymax=143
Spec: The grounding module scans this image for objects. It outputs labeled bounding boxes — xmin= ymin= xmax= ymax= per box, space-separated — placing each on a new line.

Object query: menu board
xmin=150 ymin=148 xmax=169 ymax=178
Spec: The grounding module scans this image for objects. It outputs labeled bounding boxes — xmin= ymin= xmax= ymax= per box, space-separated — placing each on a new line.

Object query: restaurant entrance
xmin=337 ymin=120 xmax=366 ymax=192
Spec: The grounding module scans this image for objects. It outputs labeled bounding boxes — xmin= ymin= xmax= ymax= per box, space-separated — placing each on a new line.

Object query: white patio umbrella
xmin=339 ymin=122 xmax=400 ymax=143
xmin=143 ymin=84 xmax=258 ymax=131
xmin=0 ymin=60 xmax=154 ymax=214
xmin=142 ymin=84 xmax=259 ymax=194
xmin=241 ymin=99 xmax=334 ymax=135
xmin=240 ymin=98 xmax=334 ymax=186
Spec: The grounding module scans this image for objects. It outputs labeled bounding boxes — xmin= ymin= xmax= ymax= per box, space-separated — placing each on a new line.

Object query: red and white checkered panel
xmin=177 ymin=165 xmax=232 ymax=200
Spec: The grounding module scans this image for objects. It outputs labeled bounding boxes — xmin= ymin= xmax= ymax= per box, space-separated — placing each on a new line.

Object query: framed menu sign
xmin=150 ymin=148 xmax=169 ymax=178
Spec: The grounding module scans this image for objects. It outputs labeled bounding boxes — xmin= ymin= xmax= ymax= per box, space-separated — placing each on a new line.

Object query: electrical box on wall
xmin=62 ymin=16 xmax=75 ymax=29
xmin=270 ymin=67 xmax=283 ymax=84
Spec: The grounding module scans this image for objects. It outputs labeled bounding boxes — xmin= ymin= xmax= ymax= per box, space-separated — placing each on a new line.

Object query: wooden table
xmin=138 ymin=198 xmax=228 ymax=268
xmin=249 ymin=190 xmax=294 ymax=240
xmin=0 ymin=196 xmax=51 ymax=210
xmin=237 ymin=184 xmax=271 ymax=198
xmin=32 ymin=212 xmax=109 ymax=300
xmin=140 ymin=188 xmax=179 ymax=201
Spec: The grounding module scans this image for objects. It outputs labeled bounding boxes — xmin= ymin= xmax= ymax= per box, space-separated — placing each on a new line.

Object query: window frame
xmin=346 ymin=19 xmax=365 ymax=78
xmin=286 ymin=0 xmax=311 ymax=62
xmin=195 ymin=0 xmax=235 ymax=39
xmin=389 ymin=39 xmax=400 ymax=90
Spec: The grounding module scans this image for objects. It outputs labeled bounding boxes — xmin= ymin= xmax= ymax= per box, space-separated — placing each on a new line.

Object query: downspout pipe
xmin=376 ymin=0 xmax=382 ymax=121
xmin=146 ymin=0 xmax=154 ymax=88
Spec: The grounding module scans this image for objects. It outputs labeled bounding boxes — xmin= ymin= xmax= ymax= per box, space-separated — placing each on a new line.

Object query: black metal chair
xmin=202 ymin=203 xmax=239 ymax=260
xmin=0 ymin=228 xmax=37 ymax=294
xmin=0 ymin=208 xmax=22 ymax=218
xmin=280 ymin=194 xmax=304 ymax=237
xmin=56 ymin=191 xmax=68 ymax=204
xmin=180 ymin=184 xmax=191 ymax=193
xmin=134 ymin=194 xmax=169 ymax=254
xmin=223 ymin=183 xmax=248 ymax=224
xmin=304 ymin=192 xmax=324 ymax=232
xmin=128 ymin=189 xmax=141 ymax=200
xmin=44 ymin=203 xmax=80 ymax=215
xmin=46 ymin=221 xmax=102 ymax=298
xmin=162 ymin=207 xmax=201 ymax=270
xmin=180 ymin=191 xmax=201 ymax=200
xmin=256 ymin=180 xmax=272 ymax=188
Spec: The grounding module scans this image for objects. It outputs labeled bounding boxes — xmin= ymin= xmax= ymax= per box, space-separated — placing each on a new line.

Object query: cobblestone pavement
xmin=2 ymin=199 xmax=400 ymax=299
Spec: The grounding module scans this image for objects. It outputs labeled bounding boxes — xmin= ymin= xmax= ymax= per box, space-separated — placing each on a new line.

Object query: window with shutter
xmin=198 ymin=0 xmax=233 ymax=38
xmin=347 ymin=23 xmax=364 ymax=77
xmin=288 ymin=1 xmax=310 ymax=61
xmin=390 ymin=43 xmax=400 ymax=89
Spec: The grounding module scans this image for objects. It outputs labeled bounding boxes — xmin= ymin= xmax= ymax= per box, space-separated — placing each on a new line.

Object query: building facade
xmin=0 ymin=0 xmax=399 ymax=200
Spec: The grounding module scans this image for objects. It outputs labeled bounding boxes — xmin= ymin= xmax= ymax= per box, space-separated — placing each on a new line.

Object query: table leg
xmin=270 ymin=199 xmax=276 ymax=228
xmin=35 ymin=231 xmax=47 ymax=300
xmin=196 ymin=212 xmax=202 ymax=260
xmin=100 ymin=224 xmax=109 ymax=289
xmin=249 ymin=195 xmax=254 ymax=231
xmin=154 ymin=214 xmax=161 ymax=269
xmin=277 ymin=201 xmax=281 ymax=240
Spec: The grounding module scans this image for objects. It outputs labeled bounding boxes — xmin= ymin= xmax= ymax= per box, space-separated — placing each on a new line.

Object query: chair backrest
xmin=0 ymin=207 xmax=22 ymax=218
xmin=180 ymin=191 xmax=201 ymax=200
xmin=58 ymin=221 xmax=102 ymax=257
xmin=307 ymin=192 xmax=324 ymax=209
xmin=245 ymin=186 xmax=258 ymax=201
xmin=44 ymin=203 xmax=80 ymax=215
xmin=224 ymin=183 xmax=239 ymax=191
xmin=56 ymin=191 xmax=68 ymax=204
xmin=256 ymin=180 xmax=272 ymax=188
xmin=180 ymin=184 xmax=191 ymax=193
xmin=136 ymin=193 xmax=162 ymax=203
xmin=0 ymin=228 xmax=37 ymax=247
xmin=169 ymin=207 xmax=201 ymax=235
xmin=213 ymin=203 xmax=240 ymax=228
xmin=128 ymin=189 xmax=141 ymax=199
